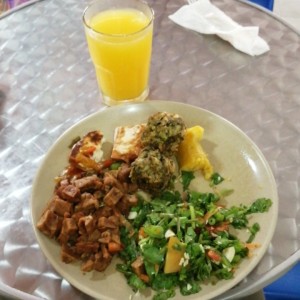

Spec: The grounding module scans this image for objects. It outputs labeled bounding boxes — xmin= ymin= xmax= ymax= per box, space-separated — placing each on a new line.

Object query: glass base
xmin=102 ymin=87 xmax=149 ymax=106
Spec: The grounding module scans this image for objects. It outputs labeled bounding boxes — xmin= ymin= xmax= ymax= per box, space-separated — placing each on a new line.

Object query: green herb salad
xmin=117 ymin=171 xmax=272 ymax=300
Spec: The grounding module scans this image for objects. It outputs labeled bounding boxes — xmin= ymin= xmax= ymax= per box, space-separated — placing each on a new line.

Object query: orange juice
xmin=84 ymin=8 xmax=153 ymax=104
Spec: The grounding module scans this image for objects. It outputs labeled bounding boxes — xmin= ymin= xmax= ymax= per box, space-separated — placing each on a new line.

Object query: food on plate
xmin=111 ymin=124 xmax=146 ymax=163
xmin=130 ymin=148 xmax=176 ymax=194
xmin=141 ymin=112 xmax=186 ymax=154
xmin=164 ymin=236 xmax=186 ymax=274
xmin=37 ymin=158 xmax=139 ymax=272
xmin=36 ymin=111 xmax=273 ymax=300
xmin=69 ymin=130 xmax=105 ymax=172
xmin=117 ymin=180 xmax=272 ymax=299
xmin=177 ymin=126 xmax=213 ymax=179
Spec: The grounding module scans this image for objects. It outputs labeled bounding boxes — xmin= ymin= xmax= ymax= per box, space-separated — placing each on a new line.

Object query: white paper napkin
xmin=169 ymin=0 xmax=270 ymax=56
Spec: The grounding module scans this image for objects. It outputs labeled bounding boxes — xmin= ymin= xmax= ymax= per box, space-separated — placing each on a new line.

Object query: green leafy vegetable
xmin=152 ymin=273 xmax=178 ymax=291
xmin=118 ymin=227 xmax=138 ymax=262
xmin=143 ymin=245 xmax=165 ymax=264
xmin=247 ymin=222 xmax=260 ymax=243
xmin=68 ymin=136 xmax=81 ymax=148
xmin=153 ymin=289 xmax=176 ymax=300
xmin=117 ymin=171 xmax=272 ymax=300
xmin=210 ymin=172 xmax=224 ymax=186
xmin=180 ymin=280 xmax=201 ymax=295
xmin=247 ymin=198 xmax=272 ymax=213
xmin=128 ymin=274 xmax=147 ymax=291
xmin=181 ymin=171 xmax=195 ymax=191
xmin=144 ymin=225 xmax=165 ymax=239
xmin=109 ymin=162 xmax=122 ymax=170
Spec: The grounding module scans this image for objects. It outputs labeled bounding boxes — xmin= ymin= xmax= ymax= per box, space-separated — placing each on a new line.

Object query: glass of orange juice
xmin=83 ymin=0 xmax=154 ymax=106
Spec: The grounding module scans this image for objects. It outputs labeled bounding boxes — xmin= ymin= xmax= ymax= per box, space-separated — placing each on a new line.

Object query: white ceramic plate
xmin=31 ymin=100 xmax=278 ymax=300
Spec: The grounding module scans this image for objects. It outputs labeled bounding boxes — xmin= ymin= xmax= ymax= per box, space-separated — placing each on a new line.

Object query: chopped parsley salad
xmin=117 ymin=171 xmax=272 ymax=299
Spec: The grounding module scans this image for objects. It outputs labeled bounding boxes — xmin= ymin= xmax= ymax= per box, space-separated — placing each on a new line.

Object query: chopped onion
xmin=165 ymin=229 xmax=175 ymax=239
xmin=223 ymin=246 xmax=235 ymax=262
xmin=128 ymin=211 xmax=138 ymax=220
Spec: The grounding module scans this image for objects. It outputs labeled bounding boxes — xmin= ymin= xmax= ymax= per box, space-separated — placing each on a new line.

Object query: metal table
xmin=0 ymin=0 xmax=299 ymax=299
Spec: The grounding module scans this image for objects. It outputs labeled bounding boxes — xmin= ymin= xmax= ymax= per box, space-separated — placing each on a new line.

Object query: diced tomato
xmin=108 ymin=242 xmax=122 ymax=254
xmin=138 ymin=227 xmax=147 ymax=239
xmin=82 ymin=146 xmax=96 ymax=155
xmin=100 ymin=159 xmax=115 ymax=169
xmin=66 ymin=165 xmax=84 ymax=177
xmin=74 ymin=152 xmax=101 ymax=171
xmin=139 ymin=274 xmax=150 ymax=283
xmin=245 ymin=243 xmax=260 ymax=250
xmin=206 ymin=222 xmax=229 ymax=234
xmin=207 ymin=249 xmax=221 ymax=262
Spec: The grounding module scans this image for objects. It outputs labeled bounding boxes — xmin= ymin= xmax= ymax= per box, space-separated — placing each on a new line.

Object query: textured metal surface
xmin=0 ymin=0 xmax=299 ymax=299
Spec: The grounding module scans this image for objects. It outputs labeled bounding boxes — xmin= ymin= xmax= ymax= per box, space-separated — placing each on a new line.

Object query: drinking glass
xmin=83 ymin=0 xmax=154 ymax=106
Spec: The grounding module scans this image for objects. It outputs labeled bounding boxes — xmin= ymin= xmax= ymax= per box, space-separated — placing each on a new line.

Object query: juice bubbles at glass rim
xmin=83 ymin=0 xmax=154 ymax=106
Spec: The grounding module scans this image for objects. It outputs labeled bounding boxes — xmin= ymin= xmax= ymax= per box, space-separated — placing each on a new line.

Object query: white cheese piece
xmin=128 ymin=211 xmax=138 ymax=220
xmin=69 ymin=131 xmax=105 ymax=171
xmin=223 ymin=246 xmax=235 ymax=262
xmin=111 ymin=124 xmax=145 ymax=163
xmin=165 ymin=229 xmax=175 ymax=239
xmin=91 ymin=137 xmax=105 ymax=162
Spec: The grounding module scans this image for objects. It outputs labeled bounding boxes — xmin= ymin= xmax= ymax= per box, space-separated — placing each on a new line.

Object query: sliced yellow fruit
xmin=164 ymin=236 xmax=186 ymax=274
xmin=177 ymin=126 xmax=213 ymax=180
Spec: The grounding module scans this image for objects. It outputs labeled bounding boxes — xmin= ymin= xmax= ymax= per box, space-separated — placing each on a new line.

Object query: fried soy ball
xmin=141 ymin=112 xmax=186 ymax=154
xmin=130 ymin=148 xmax=176 ymax=194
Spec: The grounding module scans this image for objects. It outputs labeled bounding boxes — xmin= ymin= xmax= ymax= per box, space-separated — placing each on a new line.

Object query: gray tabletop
xmin=0 ymin=0 xmax=299 ymax=299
